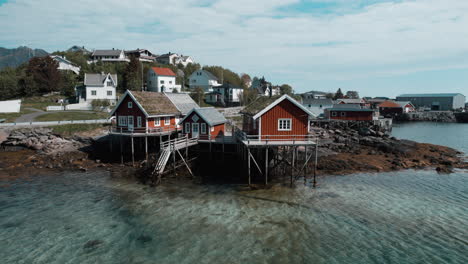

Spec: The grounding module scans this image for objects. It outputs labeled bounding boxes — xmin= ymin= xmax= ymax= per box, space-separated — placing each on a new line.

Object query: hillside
xmin=0 ymin=46 xmax=49 ymax=69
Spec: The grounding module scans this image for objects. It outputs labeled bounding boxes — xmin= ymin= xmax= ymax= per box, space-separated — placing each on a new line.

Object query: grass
xmin=22 ymin=95 xmax=63 ymax=111
xmin=51 ymin=124 xmax=110 ymax=137
xmin=35 ymin=112 xmax=109 ymax=122
xmin=0 ymin=108 xmax=36 ymax=123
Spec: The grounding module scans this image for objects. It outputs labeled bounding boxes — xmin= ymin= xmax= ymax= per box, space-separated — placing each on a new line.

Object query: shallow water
xmin=1 ymin=170 xmax=467 ymax=264
xmin=1 ymin=122 xmax=467 ymax=263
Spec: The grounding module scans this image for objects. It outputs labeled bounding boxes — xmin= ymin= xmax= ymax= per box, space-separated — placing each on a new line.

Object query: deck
xmin=109 ymin=126 xmax=179 ymax=137
xmin=235 ymin=131 xmax=317 ymax=147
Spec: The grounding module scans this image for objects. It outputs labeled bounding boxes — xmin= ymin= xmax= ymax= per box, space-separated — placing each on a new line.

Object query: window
xmin=128 ymin=102 xmax=133 ymax=108
xmin=107 ymin=91 xmax=113 ymax=96
xmin=331 ymin=111 xmax=337 ymax=117
xmin=278 ymin=118 xmax=292 ymax=131
xmin=164 ymin=117 xmax=170 ymax=125
xmin=91 ymin=90 xmax=97 ymax=96
xmin=160 ymin=80 xmax=165 ymax=84
xmin=137 ymin=116 xmax=142 ymax=127
xmin=118 ymin=116 xmax=127 ymax=126
xmin=155 ymin=117 xmax=160 ymax=126
xmin=192 ymin=79 xmax=196 ymax=83
xmin=169 ymin=81 xmax=172 ymax=84
xmin=201 ymin=123 xmax=206 ymax=134
xmin=107 ymin=81 xmax=113 ymax=86
xmin=340 ymin=112 xmax=346 ymax=117
xmin=185 ymin=123 xmax=190 ymax=133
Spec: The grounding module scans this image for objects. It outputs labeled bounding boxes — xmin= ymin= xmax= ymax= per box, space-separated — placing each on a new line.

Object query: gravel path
xmin=14 ymin=108 xmax=47 ymax=123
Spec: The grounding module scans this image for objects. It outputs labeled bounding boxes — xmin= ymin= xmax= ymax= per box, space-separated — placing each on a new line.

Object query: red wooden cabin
xmin=109 ymin=90 xmax=182 ymax=134
xmin=179 ymin=107 xmax=227 ymax=140
xmin=242 ymin=95 xmax=315 ymax=140
xmin=325 ymin=108 xmax=376 ymax=121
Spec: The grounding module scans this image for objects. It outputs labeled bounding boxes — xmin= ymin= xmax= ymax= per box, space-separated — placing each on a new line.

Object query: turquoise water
xmin=0 ymin=123 xmax=467 ymax=264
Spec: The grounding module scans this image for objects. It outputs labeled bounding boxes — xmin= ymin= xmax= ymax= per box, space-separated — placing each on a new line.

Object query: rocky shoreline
xmin=0 ymin=127 xmax=466 ymax=184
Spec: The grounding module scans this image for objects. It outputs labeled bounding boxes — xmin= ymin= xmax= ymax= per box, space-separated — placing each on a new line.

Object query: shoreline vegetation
xmin=0 ymin=125 xmax=467 ymax=185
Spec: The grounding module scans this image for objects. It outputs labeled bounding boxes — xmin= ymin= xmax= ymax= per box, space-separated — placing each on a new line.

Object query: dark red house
xmin=242 ymin=95 xmax=315 ymax=140
xmin=179 ymin=107 xmax=227 ymax=140
xmin=378 ymin=101 xmax=403 ymax=117
xmin=325 ymin=108 xmax=376 ymax=121
xmin=109 ymin=90 xmax=186 ymax=134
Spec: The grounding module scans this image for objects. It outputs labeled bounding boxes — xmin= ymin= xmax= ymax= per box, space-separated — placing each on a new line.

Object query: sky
xmin=0 ymin=0 xmax=467 ymax=98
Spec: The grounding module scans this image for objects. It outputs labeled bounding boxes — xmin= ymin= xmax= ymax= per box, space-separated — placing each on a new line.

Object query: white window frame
xmin=331 ymin=111 xmax=338 ymax=117
xmin=128 ymin=102 xmax=133 ymax=108
xmin=201 ymin=123 xmax=207 ymax=134
xmin=137 ymin=116 xmax=142 ymax=127
xmin=154 ymin=117 xmax=161 ymax=126
xmin=118 ymin=116 xmax=127 ymax=127
xmin=164 ymin=116 xmax=170 ymax=125
xmin=91 ymin=90 xmax=97 ymax=96
xmin=185 ymin=123 xmax=190 ymax=133
xmin=278 ymin=118 xmax=292 ymax=131
xmin=107 ymin=90 xmax=113 ymax=96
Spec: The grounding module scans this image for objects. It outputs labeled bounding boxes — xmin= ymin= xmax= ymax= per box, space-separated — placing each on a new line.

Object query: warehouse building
xmin=396 ymin=93 xmax=466 ymax=111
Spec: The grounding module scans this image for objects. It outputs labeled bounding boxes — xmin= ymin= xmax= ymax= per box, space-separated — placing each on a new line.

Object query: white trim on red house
xmin=109 ymin=90 xmax=150 ymax=117
xmin=252 ymin=94 xmax=316 ymax=120
xmin=178 ymin=108 xmax=226 ymax=127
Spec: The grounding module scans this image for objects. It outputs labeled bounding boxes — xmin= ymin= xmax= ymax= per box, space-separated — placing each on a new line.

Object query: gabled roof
xmin=50 ymin=55 xmax=75 ymax=66
xmin=395 ymin=101 xmax=414 ymax=108
xmin=92 ymin=49 xmax=123 ymax=56
xmin=326 ymin=108 xmax=375 ymax=112
xmin=397 ymin=93 xmax=463 ymax=98
xmin=302 ymin=98 xmax=333 ymax=106
xmin=378 ymin=101 xmax=402 ymax=108
xmin=125 ymin=49 xmax=153 ymax=56
xmin=337 ymin=98 xmax=365 ymax=104
xmin=151 ymin=67 xmax=176 ymax=76
xmin=84 ymin=73 xmax=117 ymax=86
xmin=179 ymin=107 xmax=227 ymax=126
xmin=164 ymin=93 xmax=199 ymax=115
xmin=331 ymin=104 xmax=361 ymax=109
xmin=109 ymin=90 xmax=180 ymax=117
xmin=199 ymin=70 xmax=219 ymax=81
xmin=250 ymin=94 xmax=316 ymax=120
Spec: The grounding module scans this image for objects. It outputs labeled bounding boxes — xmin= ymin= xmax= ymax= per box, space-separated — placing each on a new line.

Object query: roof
xmin=84 ymin=73 xmax=117 ymax=86
xmin=378 ymin=101 xmax=402 ymax=108
xmin=180 ymin=107 xmax=227 ymax=126
xmin=302 ymin=98 xmax=333 ymax=105
xmin=92 ymin=49 xmax=123 ymax=56
xmin=242 ymin=95 xmax=282 ymax=115
xmin=338 ymin=98 xmax=365 ymax=104
xmin=200 ymin=70 xmax=219 ymax=81
xmin=245 ymin=94 xmax=315 ymax=120
xmin=110 ymin=90 xmax=180 ymax=117
xmin=326 ymin=108 xmax=375 ymax=112
xmin=151 ymin=67 xmax=176 ymax=76
xmin=214 ymin=83 xmax=242 ymax=90
xmin=331 ymin=104 xmax=362 ymax=109
xmin=158 ymin=52 xmax=178 ymax=58
xmin=50 ymin=55 xmax=74 ymax=65
xmin=164 ymin=93 xmax=199 ymax=115
xmin=395 ymin=101 xmax=414 ymax=107
xmin=397 ymin=93 xmax=464 ymax=98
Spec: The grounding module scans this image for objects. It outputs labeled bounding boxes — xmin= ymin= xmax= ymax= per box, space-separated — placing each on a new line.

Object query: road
xmin=14 ymin=108 xmax=47 ymax=123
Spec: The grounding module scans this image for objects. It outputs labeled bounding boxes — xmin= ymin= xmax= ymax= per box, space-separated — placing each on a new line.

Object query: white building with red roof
xmin=146 ymin=67 xmax=181 ymax=93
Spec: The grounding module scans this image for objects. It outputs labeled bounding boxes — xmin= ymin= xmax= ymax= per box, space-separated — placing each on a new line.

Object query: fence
xmin=46 ymin=105 xmax=65 ymax=111
xmin=0 ymin=119 xmax=110 ymax=127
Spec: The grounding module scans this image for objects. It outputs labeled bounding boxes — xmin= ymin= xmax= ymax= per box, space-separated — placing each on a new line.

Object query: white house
xmin=189 ymin=70 xmax=221 ymax=92
xmin=76 ymin=73 xmax=118 ymax=104
xmin=147 ymin=67 xmax=181 ymax=93
xmin=125 ymin=49 xmax=156 ymax=62
xmin=205 ymin=83 xmax=244 ymax=106
xmin=174 ymin=55 xmax=195 ymax=67
xmin=89 ymin=49 xmax=129 ymax=63
xmin=302 ymin=98 xmax=334 ymax=117
xmin=251 ymin=77 xmax=280 ymax=96
xmin=50 ymin=55 xmax=81 ymax=75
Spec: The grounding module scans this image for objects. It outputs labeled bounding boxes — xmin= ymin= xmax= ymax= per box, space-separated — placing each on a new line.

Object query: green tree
xmin=241 ymin=88 xmax=258 ymax=106
xmin=279 ymin=84 xmax=293 ymax=95
xmin=0 ymin=67 xmax=19 ymax=100
xmin=26 ymin=56 xmax=62 ymax=94
xmin=333 ymin=88 xmax=344 ymax=100
xmin=190 ymin=87 xmax=205 ymax=106
xmin=60 ymin=71 xmax=78 ymax=97
xmin=124 ymin=56 xmax=143 ymax=91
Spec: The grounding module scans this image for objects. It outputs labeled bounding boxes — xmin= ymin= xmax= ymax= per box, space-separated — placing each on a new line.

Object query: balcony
xmin=109 ymin=125 xmax=179 ymax=136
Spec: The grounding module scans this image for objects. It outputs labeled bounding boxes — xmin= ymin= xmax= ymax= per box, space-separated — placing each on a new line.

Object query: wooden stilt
xmin=172 ymin=140 xmax=176 ymax=177
xmin=145 ymin=136 xmax=148 ymax=162
xmin=120 ymin=135 xmax=123 ymax=165
xmin=291 ymin=146 xmax=295 ymax=187
xmin=265 ymin=147 xmax=268 ymax=185
xmin=131 ymin=136 xmax=135 ymax=166
xmin=304 ymin=145 xmax=308 ymax=186
xmin=247 ymin=147 xmax=251 ymax=186
xmin=313 ymin=139 xmax=318 ymax=188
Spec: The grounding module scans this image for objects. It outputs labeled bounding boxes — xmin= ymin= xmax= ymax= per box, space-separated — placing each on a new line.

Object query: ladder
xmin=154 ymin=148 xmax=171 ymax=175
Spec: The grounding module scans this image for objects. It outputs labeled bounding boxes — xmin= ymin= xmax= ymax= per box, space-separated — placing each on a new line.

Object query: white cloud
xmin=1 ymin=0 xmax=467 ymax=94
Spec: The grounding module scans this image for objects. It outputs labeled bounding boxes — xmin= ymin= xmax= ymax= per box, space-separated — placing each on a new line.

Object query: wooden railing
xmin=110 ymin=125 xmax=178 ymax=134
xmin=233 ymin=128 xmax=316 ymax=144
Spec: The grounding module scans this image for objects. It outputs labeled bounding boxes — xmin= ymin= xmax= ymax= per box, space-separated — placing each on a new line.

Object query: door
xmin=128 ymin=116 xmax=134 ymax=131
xmin=192 ymin=123 xmax=199 ymax=138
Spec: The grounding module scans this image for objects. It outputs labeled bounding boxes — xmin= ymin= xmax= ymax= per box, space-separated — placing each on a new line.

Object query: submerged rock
xmin=83 ymin=239 xmax=104 ymax=251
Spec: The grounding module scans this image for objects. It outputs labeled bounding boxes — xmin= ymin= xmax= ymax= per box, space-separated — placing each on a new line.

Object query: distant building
xmin=147 ymin=67 xmax=181 ymax=93
xmin=302 ymin=98 xmax=334 ymax=117
xmin=76 ymin=73 xmax=118 ymax=104
xmin=180 ymin=107 xmax=227 ymax=139
xmin=378 ymin=101 xmax=404 ymax=117
xmin=89 ymin=49 xmax=129 ymax=63
xmin=301 ymin=91 xmax=329 ymax=100
xmin=325 ymin=108 xmax=377 ymax=121
xmin=396 ymin=93 xmax=466 ymax=111
xmin=50 ymin=55 xmax=80 ymax=74
xmin=67 ymin=45 xmax=91 ymax=54
xmin=125 ymin=49 xmax=156 ymax=62
xmin=250 ymin=77 xmax=280 ymax=97
xmin=395 ymin=101 xmax=415 ymax=113
xmin=156 ymin=52 xmax=195 ymax=66
xmin=205 ymin=83 xmax=244 ymax=106
xmin=174 ymin=55 xmax=195 ymax=67
xmin=188 ymin=70 xmax=221 ymax=92
xmin=337 ymin=98 xmax=369 ymax=108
